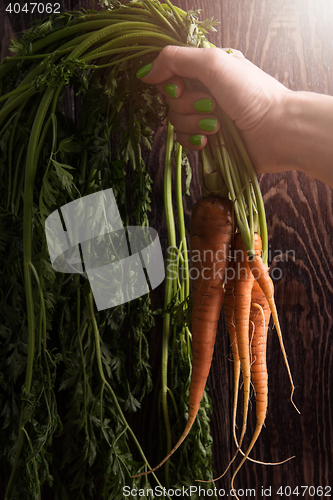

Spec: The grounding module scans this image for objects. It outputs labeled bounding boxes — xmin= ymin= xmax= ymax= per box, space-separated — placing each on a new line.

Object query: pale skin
xmin=139 ymin=45 xmax=333 ymax=189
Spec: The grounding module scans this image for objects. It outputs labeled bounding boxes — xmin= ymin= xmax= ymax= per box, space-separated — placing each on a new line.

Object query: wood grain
xmin=1 ymin=0 xmax=332 ymax=496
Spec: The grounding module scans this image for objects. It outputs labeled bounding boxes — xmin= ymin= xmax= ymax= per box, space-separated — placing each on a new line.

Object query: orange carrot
xmin=232 ymin=232 xmax=254 ymax=451
xmin=213 ymin=232 xmax=255 ymax=482
xmin=249 ymin=280 xmax=270 ymax=424
xmin=234 ymin=277 xmax=294 ymax=468
xmin=210 ymin=244 xmax=255 ymax=484
xmin=223 ymin=266 xmax=240 ymax=450
xmin=202 ymin=232 xmax=254 ymax=488
xmin=132 ymin=195 xmax=233 ymax=478
xmin=248 ymin=246 xmax=299 ymax=414
xmin=203 ymin=234 xmax=293 ymax=488
xmin=230 ymin=278 xmax=270 ymax=497
xmin=229 ymin=233 xmax=268 ymax=495
xmin=248 ymin=234 xmax=270 ymax=425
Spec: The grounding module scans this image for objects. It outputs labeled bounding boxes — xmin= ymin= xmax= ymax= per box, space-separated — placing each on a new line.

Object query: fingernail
xmin=194 ymin=98 xmax=213 ymax=113
xmin=165 ymin=83 xmax=178 ymax=98
xmin=190 ymin=135 xmax=204 ymax=146
xmin=199 ymin=118 xmax=217 ymax=132
xmin=136 ymin=63 xmax=152 ymax=79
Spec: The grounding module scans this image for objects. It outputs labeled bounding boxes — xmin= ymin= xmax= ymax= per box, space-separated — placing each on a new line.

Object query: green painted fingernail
xmin=190 ymin=135 xmax=204 ymax=146
xmin=136 ymin=63 xmax=152 ymax=79
xmin=165 ymin=83 xmax=178 ymax=98
xmin=199 ymin=118 xmax=217 ymax=132
xmin=194 ymin=98 xmax=213 ymax=113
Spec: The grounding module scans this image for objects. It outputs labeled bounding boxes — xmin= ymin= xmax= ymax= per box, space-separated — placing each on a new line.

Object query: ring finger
xmin=169 ymin=109 xmax=220 ymax=136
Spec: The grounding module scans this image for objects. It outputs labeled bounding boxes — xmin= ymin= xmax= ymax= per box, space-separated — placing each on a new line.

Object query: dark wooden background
xmin=1 ymin=0 xmax=333 ymax=497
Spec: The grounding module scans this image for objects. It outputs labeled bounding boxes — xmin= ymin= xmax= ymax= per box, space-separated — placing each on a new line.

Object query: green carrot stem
xmin=6 ymin=101 xmax=26 ymax=210
xmin=0 ymin=59 xmax=17 ymax=80
xmin=5 ymin=85 xmax=55 ymax=500
xmin=13 ymin=100 xmax=40 ymax=213
xmin=0 ymin=86 xmax=36 ymax=128
xmin=81 ymin=21 xmax=165 ymax=56
xmin=81 ymin=43 xmax=161 ymax=62
xmin=31 ymin=20 xmax=121 ymax=53
xmin=175 ymin=142 xmax=190 ymax=301
xmin=11 ymin=142 xmax=25 ymax=212
xmin=28 ymin=262 xmax=46 ymax=356
xmin=86 ymin=12 xmax=156 ymax=22
xmin=86 ymin=48 xmax=163 ymax=68
xmin=164 ymin=0 xmax=185 ymax=25
xmin=52 ymin=32 xmax=92 ymax=53
xmin=77 ymin=320 xmax=89 ymax=435
xmin=218 ymin=141 xmax=252 ymax=252
xmin=0 ymin=83 xmax=34 ymax=104
xmin=3 ymin=54 xmax=51 ymax=61
xmin=1 ymin=59 xmax=48 ymax=111
xmin=68 ymin=23 xmax=153 ymax=59
xmin=69 ymin=28 xmax=185 ymax=61
xmin=223 ymin=112 xmax=268 ymax=263
xmin=21 ymin=427 xmax=41 ymax=499
xmin=175 ymin=143 xmax=186 ymax=278
xmin=39 ymin=86 xmax=62 ymax=156
xmin=23 ymin=86 xmax=55 ymax=392
xmin=167 ymin=387 xmax=179 ymax=420
xmin=161 ymin=119 xmax=178 ymax=484
xmin=216 ymin=127 xmax=249 ymax=223
xmin=142 ymin=0 xmax=179 ymax=37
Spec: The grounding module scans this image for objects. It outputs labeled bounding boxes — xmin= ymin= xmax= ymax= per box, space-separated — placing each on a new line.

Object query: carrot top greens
xmin=0 ymin=1 xmax=268 ymax=498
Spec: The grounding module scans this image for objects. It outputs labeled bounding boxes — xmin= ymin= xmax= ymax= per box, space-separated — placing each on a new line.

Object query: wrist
xmin=278 ymin=90 xmax=333 ymax=186
xmin=279 ymin=91 xmax=311 ymax=174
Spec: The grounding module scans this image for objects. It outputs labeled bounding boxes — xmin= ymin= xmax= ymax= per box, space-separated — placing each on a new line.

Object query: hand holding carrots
xmin=138 ymin=45 xmax=333 ymax=188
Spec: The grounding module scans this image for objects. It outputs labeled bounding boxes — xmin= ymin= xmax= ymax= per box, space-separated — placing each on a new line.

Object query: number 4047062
xmin=277 ymin=486 xmax=331 ymax=497
xmin=6 ymin=3 xmax=60 ymax=14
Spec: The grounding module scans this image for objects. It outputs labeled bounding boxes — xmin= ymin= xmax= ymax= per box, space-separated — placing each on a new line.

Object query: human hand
xmin=137 ymin=45 xmax=292 ymax=175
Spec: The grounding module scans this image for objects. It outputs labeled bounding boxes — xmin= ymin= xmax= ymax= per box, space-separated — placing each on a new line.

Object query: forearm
xmin=280 ymin=91 xmax=333 ymax=187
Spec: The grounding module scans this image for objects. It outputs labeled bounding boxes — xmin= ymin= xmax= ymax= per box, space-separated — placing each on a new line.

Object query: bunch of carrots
xmin=130 ymin=7 xmax=300 ymax=493
xmin=134 ymin=191 xmax=299 ymax=493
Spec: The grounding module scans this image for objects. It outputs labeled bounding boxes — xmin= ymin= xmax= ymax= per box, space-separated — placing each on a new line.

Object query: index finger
xmin=137 ymin=45 xmax=219 ymax=87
